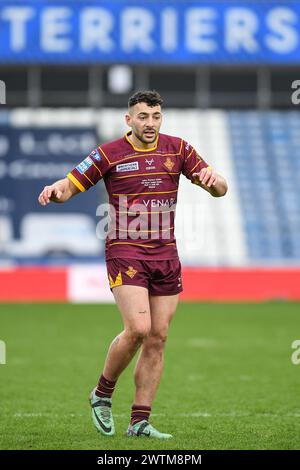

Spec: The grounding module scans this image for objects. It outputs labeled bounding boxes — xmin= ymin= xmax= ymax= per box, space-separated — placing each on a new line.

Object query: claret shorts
xmin=106 ymin=258 xmax=183 ymax=296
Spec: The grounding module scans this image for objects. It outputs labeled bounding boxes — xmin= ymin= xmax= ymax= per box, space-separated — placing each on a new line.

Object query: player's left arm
xmin=191 ymin=167 xmax=228 ymax=197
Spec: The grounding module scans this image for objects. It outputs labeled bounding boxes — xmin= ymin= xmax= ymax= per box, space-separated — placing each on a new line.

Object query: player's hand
xmin=192 ymin=167 xmax=218 ymax=188
xmin=38 ymin=185 xmax=63 ymax=206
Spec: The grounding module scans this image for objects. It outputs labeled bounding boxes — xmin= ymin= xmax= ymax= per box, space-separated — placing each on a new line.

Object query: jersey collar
xmin=125 ymin=131 xmax=159 ymax=152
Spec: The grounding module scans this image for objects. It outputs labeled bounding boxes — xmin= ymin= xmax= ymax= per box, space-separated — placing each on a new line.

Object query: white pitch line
xmin=10 ymin=412 xmax=300 ymax=419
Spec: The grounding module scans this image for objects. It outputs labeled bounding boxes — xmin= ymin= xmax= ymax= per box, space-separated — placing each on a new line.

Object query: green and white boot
xmin=126 ymin=420 xmax=172 ymax=439
xmin=89 ymin=389 xmax=115 ymax=436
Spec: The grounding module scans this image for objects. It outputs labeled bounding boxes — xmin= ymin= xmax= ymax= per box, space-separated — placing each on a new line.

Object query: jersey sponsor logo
xmin=116 ymin=162 xmax=139 ymax=172
xmin=163 ymin=157 xmax=175 ymax=171
xmin=143 ymin=197 xmax=176 ymax=208
xmin=126 ymin=266 xmax=137 ymax=279
xmin=76 ymin=156 xmax=93 ymax=174
xmin=90 ymin=148 xmax=102 ymax=161
xmin=145 ymin=158 xmax=156 ymax=170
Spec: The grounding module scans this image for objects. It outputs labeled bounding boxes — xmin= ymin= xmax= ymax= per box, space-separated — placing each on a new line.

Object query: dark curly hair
xmin=128 ymin=90 xmax=163 ymax=108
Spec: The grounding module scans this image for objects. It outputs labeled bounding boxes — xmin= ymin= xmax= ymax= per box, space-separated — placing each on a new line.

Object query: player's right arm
xmin=38 ymin=145 xmax=110 ymax=206
xmin=38 ymin=177 xmax=80 ymax=206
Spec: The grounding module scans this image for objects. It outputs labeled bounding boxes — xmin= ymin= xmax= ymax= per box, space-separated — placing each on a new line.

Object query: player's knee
xmin=127 ymin=325 xmax=150 ymax=345
xmin=147 ymin=331 xmax=168 ymax=350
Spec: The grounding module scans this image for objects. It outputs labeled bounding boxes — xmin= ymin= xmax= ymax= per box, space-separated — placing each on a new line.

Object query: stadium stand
xmin=1 ymin=108 xmax=300 ymax=268
xmin=228 ymin=111 xmax=300 ymax=262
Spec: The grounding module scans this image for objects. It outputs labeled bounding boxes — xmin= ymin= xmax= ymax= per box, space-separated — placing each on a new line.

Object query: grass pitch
xmin=1 ymin=302 xmax=300 ymax=450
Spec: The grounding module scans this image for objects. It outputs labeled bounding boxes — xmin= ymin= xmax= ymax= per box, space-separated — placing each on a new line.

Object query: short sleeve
xmin=67 ymin=146 xmax=110 ymax=192
xmin=181 ymin=140 xmax=210 ymax=183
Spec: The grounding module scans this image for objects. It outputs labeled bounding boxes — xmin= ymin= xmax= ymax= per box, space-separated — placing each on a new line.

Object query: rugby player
xmin=38 ymin=90 xmax=228 ymax=438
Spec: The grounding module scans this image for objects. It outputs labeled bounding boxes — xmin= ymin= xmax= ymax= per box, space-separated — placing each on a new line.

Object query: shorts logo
xmin=108 ymin=272 xmax=123 ymax=288
xmin=126 ymin=266 xmax=137 ymax=279
xmin=164 ymin=157 xmax=175 ymax=171
xmin=116 ymin=162 xmax=139 ymax=172
xmin=76 ymin=156 xmax=93 ymax=174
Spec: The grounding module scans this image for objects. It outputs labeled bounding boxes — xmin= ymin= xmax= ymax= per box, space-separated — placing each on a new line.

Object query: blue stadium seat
xmin=228 ymin=111 xmax=300 ymax=262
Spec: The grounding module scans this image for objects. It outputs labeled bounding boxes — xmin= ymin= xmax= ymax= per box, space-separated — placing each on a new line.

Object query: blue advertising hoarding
xmin=0 ymin=1 xmax=299 ymax=64
xmin=0 ymin=120 xmax=104 ymax=261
